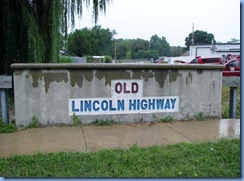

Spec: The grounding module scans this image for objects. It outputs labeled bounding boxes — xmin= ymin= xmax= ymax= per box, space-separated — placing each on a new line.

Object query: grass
xmin=72 ymin=113 xmax=80 ymax=126
xmin=0 ymin=119 xmax=17 ymax=133
xmin=195 ymin=112 xmax=205 ymax=121
xmin=25 ymin=116 xmax=39 ymax=129
xmin=0 ymin=138 xmax=240 ymax=177
xmin=152 ymin=114 xmax=173 ymax=123
xmin=160 ymin=116 xmax=173 ymax=123
xmin=59 ymin=56 xmax=73 ymax=63
xmin=95 ymin=119 xmax=115 ymax=126
xmin=221 ymin=86 xmax=240 ymax=119
xmin=0 ymin=87 xmax=240 ymax=177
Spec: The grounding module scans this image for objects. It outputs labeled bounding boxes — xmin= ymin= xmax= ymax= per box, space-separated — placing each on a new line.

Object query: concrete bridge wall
xmin=11 ymin=63 xmax=224 ymax=126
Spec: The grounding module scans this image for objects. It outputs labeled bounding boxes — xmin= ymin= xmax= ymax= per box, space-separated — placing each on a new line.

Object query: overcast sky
xmin=74 ymin=0 xmax=240 ymax=46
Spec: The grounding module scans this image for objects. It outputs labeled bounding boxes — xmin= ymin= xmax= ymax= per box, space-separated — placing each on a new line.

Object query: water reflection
xmin=218 ymin=119 xmax=240 ymax=138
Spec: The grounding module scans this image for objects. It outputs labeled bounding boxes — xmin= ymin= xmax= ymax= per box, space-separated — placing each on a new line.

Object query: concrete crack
xmin=80 ymin=126 xmax=88 ymax=150
xmin=167 ymin=124 xmax=193 ymax=142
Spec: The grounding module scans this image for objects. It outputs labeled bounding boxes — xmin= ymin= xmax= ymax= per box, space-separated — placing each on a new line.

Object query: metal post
xmin=115 ymin=40 xmax=116 ymax=60
xmin=229 ymin=87 xmax=237 ymax=118
xmin=192 ymin=22 xmax=194 ymax=46
xmin=0 ymin=89 xmax=9 ymax=124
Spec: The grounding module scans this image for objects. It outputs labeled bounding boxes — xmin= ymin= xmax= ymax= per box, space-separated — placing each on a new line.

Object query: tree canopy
xmin=1 ymin=0 xmax=209 ymax=75
xmin=0 ymin=0 xmax=109 ymax=74
xmin=185 ymin=30 xmax=215 ymax=50
xmin=150 ymin=35 xmax=171 ymax=56
xmin=112 ymin=36 xmax=171 ymax=60
xmin=66 ymin=26 xmax=115 ymax=56
xmin=227 ymin=38 xmax=240 ymax=43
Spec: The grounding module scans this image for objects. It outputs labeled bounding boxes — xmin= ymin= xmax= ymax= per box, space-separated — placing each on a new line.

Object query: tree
xmin=114 ymin=39 xmax=150 ymax=60
xmin=170 ymin=46 xmax=185 ymax=57
xmin=135 ymin=50 xmax=159 ymax=60
xmin=185 ymin=30 xmax=215 ymax=50
xmin=150 ymin=35 xmax=170 ymax=56
xmin=66 ymin=26 xmax=115 ymax=56
xmin=114 ymin=39 xmax=126 ymax=60
xmin=90 ymin=26 xmax=115 ymax=55
xmin=150 ymin=35 xmax=161 ymax=54
xmin=227 ymin=38 xmax=240 ymax=43
xmin=0 ymin=0 xmax=109 ymax=75
xmin=150 ymin=35 xmax=171 ymax=56
xmin=130 ymin=39 xmax=150 ymax=58
xmin=114 ymin=36 xmax=172 ymax=60
xmin=160 ymin=36 xmax=171 ymax=56
xmin=66 ymin=28 xmax=95 ymax=56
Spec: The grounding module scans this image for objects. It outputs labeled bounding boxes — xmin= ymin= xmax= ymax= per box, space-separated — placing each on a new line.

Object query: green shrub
xmin=26 ymin=116 xmax=39 ymax=129
xmin=0 ymin=119 xmax=17 ymax=133
xmin=221 ymin=86 xmax=240 ymax=119
xmin=59 ymin=56 xmax=72 ymax=63
xmin=103 ymin=55 xmax=112 ymax=63
xmin=161 ymin=116 xmax=173 ymax=123
xmin=72 ymin=113 xmax=80 ymax=126
xmin=95 ymin=119 xmax=115 ymax=126
xmin=152 ymin=114 xmax=173 ymax=123
xmin=196 ymin=112 xmax=205 ymax=121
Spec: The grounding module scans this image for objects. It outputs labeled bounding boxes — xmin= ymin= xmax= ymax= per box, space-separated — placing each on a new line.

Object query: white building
xmin=189 ymin=43 xmax=240 ymax=57
xmin=163 ymin=43 xmax=240 ymax=64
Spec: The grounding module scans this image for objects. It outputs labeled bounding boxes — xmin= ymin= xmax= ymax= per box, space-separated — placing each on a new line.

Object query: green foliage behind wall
xmin=0 ymin=0 xmax=109 ymax=75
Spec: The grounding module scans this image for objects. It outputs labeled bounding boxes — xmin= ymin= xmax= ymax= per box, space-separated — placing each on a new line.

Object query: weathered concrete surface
xmin=0 ymin=119 xmax=240 ymax=158
xmin=11 ymin=63 xmax=224 ymax=126
xmin=0 ymin=127 xmax=86 ymax=157
xmin=167 ymin=119 xmax=240 ymax=141
xmin=222 ymin=76 xmax=240 ymax=87
xmin=82 ymin=123 xmax=190 ymax=150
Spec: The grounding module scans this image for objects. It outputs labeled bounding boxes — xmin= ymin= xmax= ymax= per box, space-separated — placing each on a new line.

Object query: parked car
xmin=189 ymin=56 xmax=222 ymax=64
xmin=222 ymin=57 xmax=240 ymax=76
xmin=174 ymin=60 xmax=187 ymax=64
xmin=154 ymin=57 xmax=168 ymax=63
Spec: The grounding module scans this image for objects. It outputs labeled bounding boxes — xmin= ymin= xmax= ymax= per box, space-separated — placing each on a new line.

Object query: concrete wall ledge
xmin=11 ymin=63 xmax=225 ymax=70
xmin=12 ymin=63 xmax=224 ymax=126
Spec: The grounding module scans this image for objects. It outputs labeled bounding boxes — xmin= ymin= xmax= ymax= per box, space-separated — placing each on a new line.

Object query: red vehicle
xmin=222 ymin=56 xmax=240 ymax=76
xmin=189 ymin=56 xmax=222 ymax=64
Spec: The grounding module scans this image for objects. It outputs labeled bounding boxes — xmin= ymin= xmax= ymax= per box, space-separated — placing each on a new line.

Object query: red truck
xmin=222 ymin=56 xmax=240 ymax=76
xmin=189 ymin=56 xmax=222 ymax=64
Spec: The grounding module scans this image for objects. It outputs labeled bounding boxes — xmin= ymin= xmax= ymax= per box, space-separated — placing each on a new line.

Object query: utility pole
xmin=114 ymin=40 xmax=116 ymax=60
xmin=190 ymin=22 xmax=195 ymax=57
xmin=192 ymin=22 xmax=194 ymax=46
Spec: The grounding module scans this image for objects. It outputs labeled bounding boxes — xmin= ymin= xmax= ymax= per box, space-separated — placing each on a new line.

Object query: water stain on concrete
xmin=28 ymin=70 xmax=43 ymax=88
xmin=186 ymin=72 xmax=193 ymax=85
xmin=212 ymin=80 xmax=215 ymax=90
xmin=131 ymin=70 xmax=154 ymax=81
xmin=43 ymin=73 xmax=68 ymax=93
xmin=197 ymin=69 xmax=203 ymax=75
xmin=154 ymin=70 xmax=180 ymax=88
xmin=95 ymin=70 xmax=131 ymax=86
xmin=26 ymin=69 xmax=181 ymax=91
xmin=95 ymin=69 xmax=165 ymax=86
xmin=154 ymin=70 xmax=168 ymax=88
xmin=169 ymin=70 xmax=180 ymax=83
xmin=28 ymin=70 xmax=68 ymax=93
xmin=69 ymin=71 xmax=84 ymax=88
xmin=69 ymin=70 xmax=95 ymax=88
